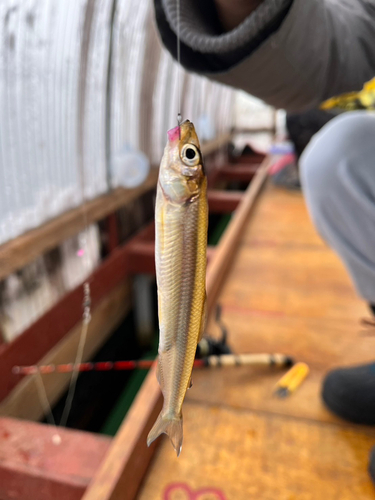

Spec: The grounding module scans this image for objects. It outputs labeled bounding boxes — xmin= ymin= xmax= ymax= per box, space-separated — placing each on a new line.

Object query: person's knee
xmin=300 ymin=111 xmax=375 ymax=218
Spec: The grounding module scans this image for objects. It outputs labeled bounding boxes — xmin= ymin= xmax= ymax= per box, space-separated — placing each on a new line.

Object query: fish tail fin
xmin=147 ymin=412 xmax=183 ymax=457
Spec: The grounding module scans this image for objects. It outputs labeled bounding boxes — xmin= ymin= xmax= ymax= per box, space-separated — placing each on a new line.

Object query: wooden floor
xmin=137 ymin=184 xmax=375 ymax=500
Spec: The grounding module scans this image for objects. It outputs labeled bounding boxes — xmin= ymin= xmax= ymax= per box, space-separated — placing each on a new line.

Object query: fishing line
xmin=59 ymin=282 xmax=91 ymax=427
xmin=35 ymin=371 xmax=56 ymax=427
xmin=36 ymin=231 xmax=92 ymax=432
xmin=34 ymin=9 xmax=93 ymax=435
xmin=57 ymin=12 xmax=93 ymax=426
xmin=176 ymin=0 xmax=182 ymax=134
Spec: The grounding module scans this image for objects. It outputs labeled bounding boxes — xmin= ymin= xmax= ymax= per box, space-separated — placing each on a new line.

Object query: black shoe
xmin=322 ymin=362 xmax=375 ymax=425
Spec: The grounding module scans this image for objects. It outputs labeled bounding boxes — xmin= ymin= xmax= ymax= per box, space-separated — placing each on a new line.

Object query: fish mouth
xmin=167 ymin=120 xmax=193 ymax=143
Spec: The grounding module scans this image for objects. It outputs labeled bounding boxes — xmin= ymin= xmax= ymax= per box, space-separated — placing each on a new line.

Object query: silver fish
xmin=147 ymin=120 xmax=208 ymax=456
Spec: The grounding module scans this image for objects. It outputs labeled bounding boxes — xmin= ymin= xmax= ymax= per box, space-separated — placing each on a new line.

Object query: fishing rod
xmin=13 ymin=353 xmax=294 ymax=376
xmin=12 ymin=305 xmax=293 ymax=379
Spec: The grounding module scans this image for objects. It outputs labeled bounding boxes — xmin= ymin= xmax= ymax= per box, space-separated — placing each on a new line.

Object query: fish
xmin=147 ymin=120 xmax=208 ymax=456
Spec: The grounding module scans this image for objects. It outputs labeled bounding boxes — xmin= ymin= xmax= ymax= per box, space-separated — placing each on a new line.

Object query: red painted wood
xmin=230 ymin=152 xmax=265 ymax=164
xmin=126 ymin=241 xmax=155 ymax=275
xmin=125 ymin=222 xmax=155 ymax=274
xmin=126 ymin=238 xmax=215 ymax=276
xmin=133 ymin=221 xmax=155 ymax=242
xmin=216 ymin=164 xmax=259 ymax=182
xmin=0 ymin=417 xmax=110 ymax=500
xmin=0 ymin=167 xmax=249 ymax=402
xmin=0 ymin=232 xmax=136 ymax=402
xmin=207 ymin=190 xmax=243 ymax=213
xmin=0 ymin=325 xmax=5 ymax=345
xmin=206 ymin=246 xmax=216 ymax=264
xmin=106 ymin=213 xmax=120 ymax=254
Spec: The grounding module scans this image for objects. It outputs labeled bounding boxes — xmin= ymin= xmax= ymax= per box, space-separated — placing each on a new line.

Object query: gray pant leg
xmin=300 ymin=111 xmax=375 ymax=302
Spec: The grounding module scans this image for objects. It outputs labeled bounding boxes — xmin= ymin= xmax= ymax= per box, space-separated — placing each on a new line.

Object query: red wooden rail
xmin=217 ymin=163 xmax=259 ymax=182
xmin=0 ymin=417 xmax=111 ymax=500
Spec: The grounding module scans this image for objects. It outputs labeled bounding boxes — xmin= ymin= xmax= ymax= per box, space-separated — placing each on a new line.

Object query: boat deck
xmin=138 ymin=183 xmax=375 ymax=499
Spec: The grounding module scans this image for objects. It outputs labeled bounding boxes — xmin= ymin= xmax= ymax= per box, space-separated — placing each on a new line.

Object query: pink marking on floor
xmin=164 ymin=482 xmax=227 ymax=500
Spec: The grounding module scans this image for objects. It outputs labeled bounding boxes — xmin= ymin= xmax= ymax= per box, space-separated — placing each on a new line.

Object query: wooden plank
xmin=0 ymin=417 xmax=111 ymax=500
xmin=234 ymin=127 xmax=276 ymax=134
xmin=206 ymin=155 xmax=273 ymax=316
xmin=81 ymin=366 xmax=162 ymax=500
xmin=216 ymin=163 xmax=259 ymax=182
xmin=0 ymin=240 xmax=133 ymax=402
xmin=207 ymin=190 xmax=243 ymax=213
xmin=137 ymin=183 xmax=375 ymax=499
xmin=82 ymin=156 xmax=273 ymax=500
xmin=219 ymin=246 xmax=366 ymax=320
xmin=0 ymin=169 xmax=158 ymax=282
xmin=106 ymin=213 xmax=120 ymax=253
xmin=124 ymin=222 xmax=155 ymax=275
xmin=126 ymin=241 xmax=156 ymax=275
xmin=216 ymin=185 xmax=367 ymax=322
xmin=138 ymin=402 xmax=375 ymax=500
xmin=206 ymin=246 xmax=216 ymax=264
xmin=0 ymin=325 xmax=5 ymax=345
xmin=188 ymin=314 xmax=372 ymax=426
xmin=241 ymin=185 xmax=325 ymax=247
xmin=187 ymin=186 xmax=369 ymax=425
xmin=231 ymin=152 xmax=266 ymax=164
xmin=0 ymin=281 xmax=131 ymax=421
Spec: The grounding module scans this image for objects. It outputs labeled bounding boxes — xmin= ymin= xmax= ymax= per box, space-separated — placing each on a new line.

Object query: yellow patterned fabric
xmin=321 ymin=78 xmax=375 ymax=111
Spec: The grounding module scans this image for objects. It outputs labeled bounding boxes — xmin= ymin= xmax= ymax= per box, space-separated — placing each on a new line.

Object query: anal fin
xmin=156 ymin=357 xmax=163 ymax=390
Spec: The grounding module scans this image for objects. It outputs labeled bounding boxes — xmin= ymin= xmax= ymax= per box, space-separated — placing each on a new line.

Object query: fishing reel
xmin=196 ymin=304 xmax=232 ymax=358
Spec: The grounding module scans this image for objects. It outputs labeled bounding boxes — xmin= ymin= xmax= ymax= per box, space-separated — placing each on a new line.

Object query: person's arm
xmin=154 ymin=0 xmax=375 ymax=112
xmin=215 ymin=0 xmax=265 ymax=31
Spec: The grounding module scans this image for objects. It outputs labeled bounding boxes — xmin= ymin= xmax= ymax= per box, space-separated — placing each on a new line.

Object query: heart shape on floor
xmin=164 ymin=482 xmax=227 ymax=500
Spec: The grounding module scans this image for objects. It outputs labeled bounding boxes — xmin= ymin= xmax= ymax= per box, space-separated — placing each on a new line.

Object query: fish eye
xmin=185 ymin=148 xmax=196 ymax=160
xmin=181 ymin=144 xmax=200 ymax=166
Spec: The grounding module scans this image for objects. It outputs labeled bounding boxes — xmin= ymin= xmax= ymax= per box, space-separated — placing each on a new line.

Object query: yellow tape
xmin=274 ymin=362 xmax=310 ymax=395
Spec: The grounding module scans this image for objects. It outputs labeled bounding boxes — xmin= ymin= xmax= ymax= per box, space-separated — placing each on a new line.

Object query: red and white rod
xmin=13 ymin=353 xmax=293 ymax=376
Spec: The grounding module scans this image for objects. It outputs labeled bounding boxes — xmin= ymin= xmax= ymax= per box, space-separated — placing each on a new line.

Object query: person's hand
xmin=215 ymin=0 xmax=265 ymax=31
